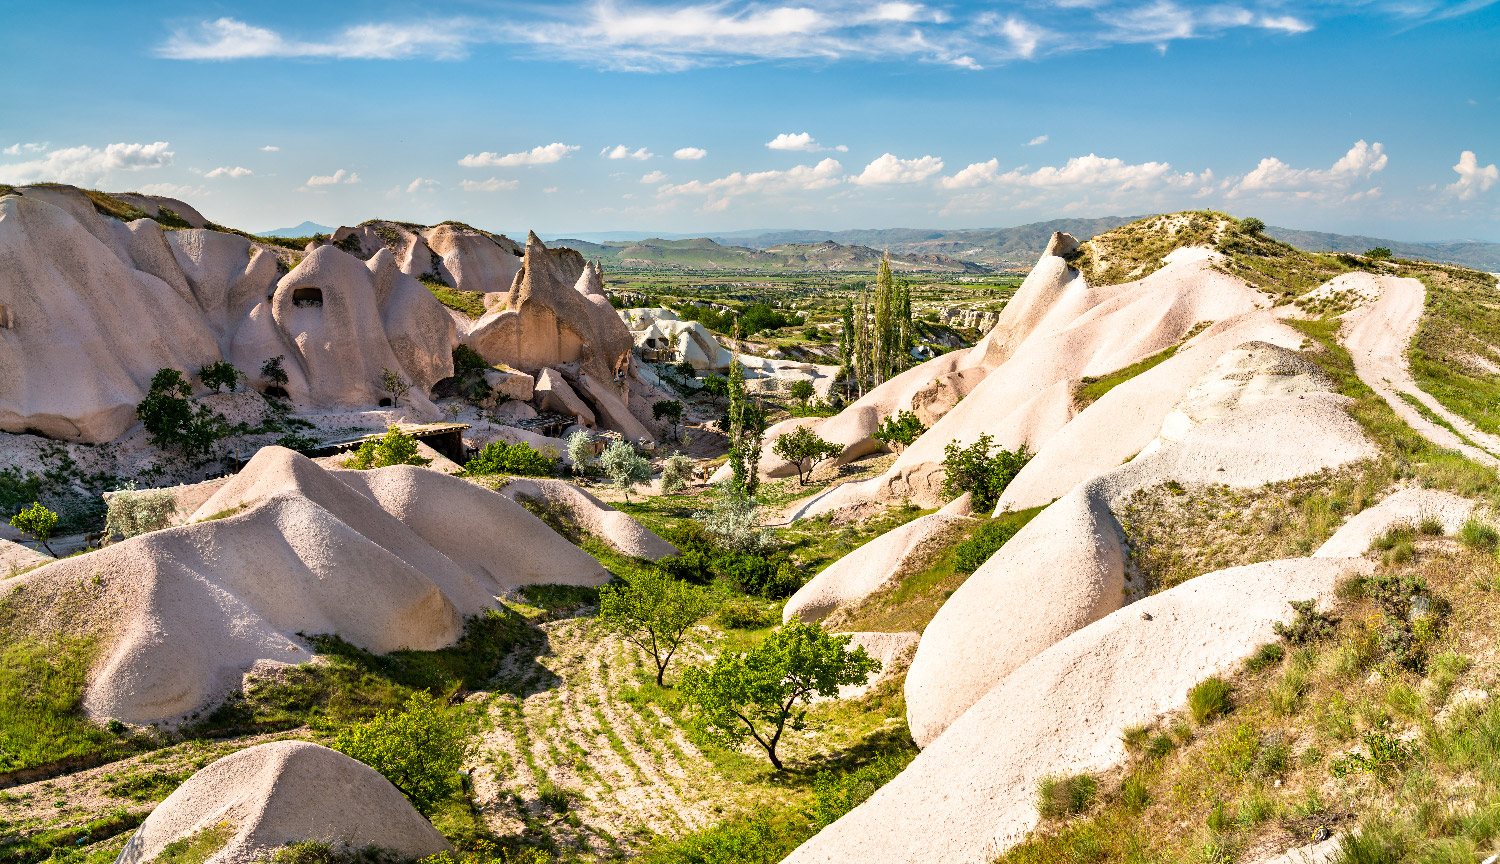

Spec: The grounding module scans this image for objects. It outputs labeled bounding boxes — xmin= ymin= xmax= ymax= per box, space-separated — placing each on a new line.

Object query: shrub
xmin=771 ymin=425 xmax=842 ymax=485
xmin=808 ymin=750 xmax=913 ymax=829
xmin=566 ymin=430 xmax=593 ymax=474
xmin=343 ymin=427 xmax=433 ymax=470
xmin=872 ymin=409 xmax=926 ymax=453
xmin=598 ymin=439 xmax=652 ymax=501
xmin=1239 ymin=217 xmax=1266 ymax=235
xmin=137 ymin=368 xmax=232 ymax=459
xmin=464 ymin=440 xmax=556 ymax=477
xmin=1245 ymin=642 xmax=1285 ymax=672
xmin=261 ymin=355 xmax=290 ymax=388
xmin=1273 ymin=599 xmax=1337 ymax=644
xmin=198 ymin=361 xmax=241 ymax=393
xmin=940 ymin=433 xmax=1031 ymax=511
xmin=451 ymin=344 xmax=489 ymax=377
xmin=332 ymin=690 xmax=468 ymax=817
xmin=1365 ymin=246 xmax=1393 ymax=260
xmin=952 ymin=517 xmax=1024 ymax=574
xmin=105 ymin=486 xmax=176 ymax=541
xmin=659 ymin=452 xmax=693 ymax=493
xmin=1188 ymin=676 xmax=1233 ymax=724
xmin=713 ymin=598 xmax=778 ymax=629
xmin=1329 ymin=730 xmax=1414 ymax=778
xmin=379 ymin=367 xmax=410 ymax=406
xmin=9 ymin=501 xmax=58 ymax=556
xmin=1035 ymin=773 xmax=1097 ymax=819
xmin=1458 ymin=517 xmax=1498 ymax=550
xmin=788 ymin=379 xmax=815 ymax=404
xmin=653 ymin=400 xmax=684 ymax=439
xmin=692 ymin=486 xmax=775 ymax=553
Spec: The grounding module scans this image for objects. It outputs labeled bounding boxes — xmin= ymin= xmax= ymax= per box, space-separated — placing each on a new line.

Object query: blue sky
xmin=2 ymin=1 xmax=1497 ymax=241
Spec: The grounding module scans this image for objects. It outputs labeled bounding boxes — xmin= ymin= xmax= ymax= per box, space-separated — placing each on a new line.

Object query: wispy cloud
xmin=0 ymin=141 xmax=174 ymax=184
xmin=260 ymin=145 xmax=279 ymax=152
xmin=1026 ymin=135 xmax=1048 ymax=147
xmin=461 ymin=177 xmax=519 ymax=192
xmin=305 ymin=168 xmax=360 ymax=186
xmin=641 ymin=170 xmax=668 ymax=183
xmin=154 ymin=3 xmax=1489 ymax=72
xmin=205 ymin=165 xmax=252 ymax=178
xmin=2 ymin=142 xmax=48 ymax=156
xmin=460 ymin=143 xmax=579 ymax=167
xmin=673 ymin=147 xmax=708 ymax=160
xmin=603 ymin=145 xmax=655 ymax=160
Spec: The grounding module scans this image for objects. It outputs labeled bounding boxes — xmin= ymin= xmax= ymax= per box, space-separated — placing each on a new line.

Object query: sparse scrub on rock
xmin=104 ymin=485 xmax=176 ymax=541
xmin=1035 ymin=773 xmax=1097 ymax=820
xmin=1188 ymin=676 xmax=1233 ymax=725
xmin=343 ymin=426 xmax=433 ymax=470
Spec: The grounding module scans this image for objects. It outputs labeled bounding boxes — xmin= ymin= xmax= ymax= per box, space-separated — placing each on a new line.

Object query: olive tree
xmin=599 ymin=439 xmax=652 ymax=501
xmin=680 ymin=622 xmax=880 ymax=769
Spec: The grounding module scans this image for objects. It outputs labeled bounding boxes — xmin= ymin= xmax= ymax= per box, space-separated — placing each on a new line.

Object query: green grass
xmin=0 ymin=809 xmax=147 ymax=864
xmin=421 ymin=277 xmax=488 ymax=318
xmin=155 ymin=821 xmax=236 ymax=864
xmin=1405 ymin=263 xmax=1500 ymax=436
xmin=103 ymin=766 xmax=195 ymax=802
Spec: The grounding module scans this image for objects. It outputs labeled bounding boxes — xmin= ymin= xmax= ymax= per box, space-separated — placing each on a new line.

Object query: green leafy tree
xmin=261 ymin=355 xmax=290 ymax=389
xmin=941 ymin=433 xmax=1032 ymax=512
xmin=105 ymin=485 xmax=177 ymax=542
xmin=598 ymin=568 xmax=718 ymax=685
xmin=332 ymin=690 xmax=468 ymax=817
xmin=771 ymin=425 xmax=842 ymax=485
xmin=137 ymin=368 xmax=232 ymax=459
xmin=566 ymin=430 xmax=593 ymax=475
xmin=788 ymin=379 xmax=815 ymax=404
xmin=1239 ymin=217 xmax=1266 ymax=235
xmin=872 ymin=409 xmax=927 ymax=453
xmin=701 ymin=375 xmax=730 ymax=406
xmin=1365 ymin=246 xmax=1393 ymax=260
xmin=681 ymin=622 xmax=881 ymax=769
xmin=380 ymin=367 xmax=411 ymax=406
xmin=343 ymin=426 xmax=433 ymax=470
xmin=660 ymin=452 xmax=693 ymax=494
xmin=653 ymin=399 xmax=684 ymax=440
xmin=10 ymin=501 xmax=58 ymax=556
xmin=198 ymin=361 xmax=241 ymax=393
xmin=598 ymin=439 xmax=652 ymax=501
xmin=464 ymin=440 xmax=556 ymax=477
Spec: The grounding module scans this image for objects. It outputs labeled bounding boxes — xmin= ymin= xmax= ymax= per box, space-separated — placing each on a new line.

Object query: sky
xmin=2 ymin=1 xmax=1498 ymax=241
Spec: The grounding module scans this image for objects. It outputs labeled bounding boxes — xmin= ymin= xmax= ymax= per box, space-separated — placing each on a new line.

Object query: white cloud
xmin=543 ymin=186 xmax=559 ymax=194
xmin=459 ymin=143 xmax=579 ymax=167
xmin=0 ymin=141 xmax=174 ymax=184
xmin=939 ymin=152 xmax=1206 ymax=192
xmin=603 ymin=145 xmax=655 ymax=160
xmin=158 ymin=17 xmax=478 ymax=61
xmin=3 ymin=142 xmax=48 ymax=156
xmin=1027 ymin=135 xmax=1048 ymax=146
xmin=767 ymin=132 xmax=816 ymax=151
xmin=205 ymin=165 xmax=252 ymax=178
xmin=1259 ymin=15 xmax=1312 ymax=33
xmin=306 ymin=169 xmax=360 ymax=186
xmin=136 ymin=182 xmax=206 ymax=198
xmin=674 ymin=147 xmax=708 ymax=160
xmin=1446 ymin=150 xmax=1498 ymax=200
xmin=260 ymin=145 xmax=279 ymax=152
xmin=851 ymin=153 xmax=943 ymax=185
xmin=659 ymin=157 xmax=844 ymax=201
xmin=460 ymin=177 xmax=519 ymax=192
xmin=939 ymin=158 xmax=1000 ymax=189
xmin=1228 ymin=140 xmax=1387 ymax=199
xmin=641 ymin=170 xmax=668 ymax=183
xmin=999 ymin=17 xmax=1042 ymax=58
xmin=407 ymin=177 xmax=439 ymax=193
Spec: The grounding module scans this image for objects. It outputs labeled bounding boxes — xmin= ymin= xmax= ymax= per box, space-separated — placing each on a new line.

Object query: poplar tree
xmin=872 ymin=254 xmax=895 ymax=386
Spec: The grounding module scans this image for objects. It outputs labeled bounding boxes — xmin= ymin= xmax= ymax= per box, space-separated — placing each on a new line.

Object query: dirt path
xmin=472 ymin=617 xmax=720 ymax=859
xmin=1339 ymin=275 xmax=1500 ymax=465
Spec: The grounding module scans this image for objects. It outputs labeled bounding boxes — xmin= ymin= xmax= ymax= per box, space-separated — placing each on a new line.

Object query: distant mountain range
xmin=258 ymin=221 xmax=334 ymax=238
xmin=1259 ymin=228 xmax=1500 ymax=273
xmin=550 ymin=236 xmax=990 ymax=273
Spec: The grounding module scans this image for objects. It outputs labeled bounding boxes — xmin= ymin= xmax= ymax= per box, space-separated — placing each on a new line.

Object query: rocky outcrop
xmin=938 ymin=307 xmax=1001 ymax=333
xmin=620 ymin=307 xmax=735 ymax=371
xmin=117 ymin=741 xmax=452 ymax=864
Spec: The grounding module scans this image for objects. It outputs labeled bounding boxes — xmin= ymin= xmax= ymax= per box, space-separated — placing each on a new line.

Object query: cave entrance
xmin=0 ymin=303 xmax=11 ymax=328
xmin=291 ymin=287 xmax=323 ymax=308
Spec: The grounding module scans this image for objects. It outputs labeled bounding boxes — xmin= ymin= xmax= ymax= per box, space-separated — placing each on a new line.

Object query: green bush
xmin=940 ymin=433 xmax=1031 ymax=511
xmin=1188 ymin=676 xmax=1233 ymax=725
xmin=137 ymin=368 xmax=233 ymax=459
xmin=104 ymin=486 xmax=176 ymax=542
xmin=1458 ymin=517 xmax=1498 ymax=550
xmin=872 ymin=409 xmax=926 ymax=453
xmin=1273 ymin=599 xmax=1337 ymax=644
xmin=771 ymin=425 xmax=842 ymax=485
xmin=198 ymin=361 xmax=241 ymax=393
xmin=1245 ymin=642 xmax=1285 ymax=672
xmin=464 ymin=440 xmax=556 ymax=477
xmin=713 ymin=597 xmax=778 ymax=629
xmin=332 ymin=690 xmax=469 ymax=817
xmin=952 ymin=517 xmax=1025 ymax=574
xmin=343 ymin=427 xmax=433 ymax=470
xmin=1035 ymin=773 xmax=1098 ymax=819
xmin=809 ymin=749 xmax=914 ymax=829
xmin=9 ymin=500 xmax=58 ymax=555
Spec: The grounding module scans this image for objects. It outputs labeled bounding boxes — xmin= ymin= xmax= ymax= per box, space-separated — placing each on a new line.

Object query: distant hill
xmin=1261 ymin=227 xmax=1500 ymax=272
xmin=258 ymin=221 xmax=334 ymax=238
xmin=551 ymin=236 xmax=988 ymax=273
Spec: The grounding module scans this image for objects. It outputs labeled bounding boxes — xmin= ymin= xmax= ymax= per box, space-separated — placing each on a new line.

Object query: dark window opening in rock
xmin=264 ymin=386 xmax=289 ymax=399
xmin=292 ymin=287 xmax=323 ymax=308
xmin=0 ymin=303 xmax=11 ymax=328
xmin=378 ymin=397 xmax=393 ymax=407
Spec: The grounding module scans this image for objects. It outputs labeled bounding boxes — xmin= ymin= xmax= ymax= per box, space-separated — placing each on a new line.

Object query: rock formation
xmin=118 ymin=741 xmax=452 ymax=864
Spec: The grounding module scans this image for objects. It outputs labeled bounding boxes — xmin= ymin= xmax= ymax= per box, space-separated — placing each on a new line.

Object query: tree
xmin=380 ymin=367 xmax=411 ymax=406
xmin=872 ymin=409 xmax=927 ymax=453
xmin=105 ymin=485 xmax=176 ymax=542
xmin=261 ymin=355 xmax=290 ymax=389
xmin=771 ymin=425 xmax=842 ymax=485
xmin=10 ymin=501 xmax=58 ymax=556
xmin=692 ymin=485 xmax=775 ymax=553
xmin=137 ymin=368 xmax=232 ymax=459
xmin=941 ymin=434 xmax=1032 ymax=512
xmin=598 ymin=568 xmax=718 ymax=685
xmin=1240 ymin=217 xmax=1266 ymax=235
xmin=198 ymin=361 xmax=241 ymax=393
xmin=343 ymin=426 xmax=433 ymax=470
xmin=680 ymin=622 xmax=881 ymax=769
xmin=788 ymin=379 xmax=815 ymax=405
xmin=1365 ymin=247 xmax=1393 ymax=260
xmin=332 ymin=690 xmax=468 ymax=817
xmin=653 ymin=399 xmax=684 ymax=441
xmin=599 ymin=438 xmax=652 ymax=501
xmin=702 ymin=374 xmax=730 ymax=406
xmin=566 ymin=430 xmax=593 ymax=475
xmin=660 ymin=452 xmax=693 ymax=493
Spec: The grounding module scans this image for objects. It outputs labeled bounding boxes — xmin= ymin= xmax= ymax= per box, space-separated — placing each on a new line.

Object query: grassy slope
xmin=1405 ymin=262 xmax=1500 ymax=435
